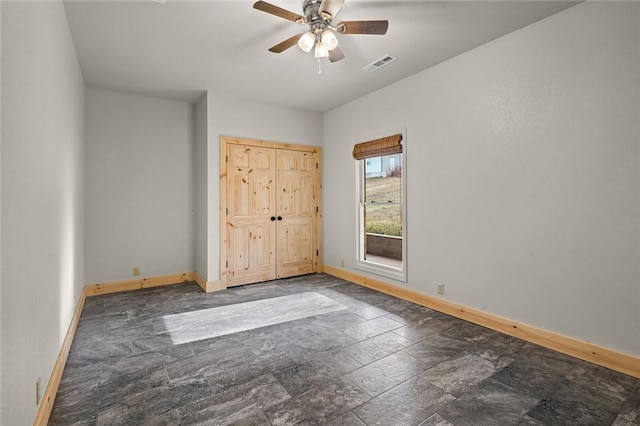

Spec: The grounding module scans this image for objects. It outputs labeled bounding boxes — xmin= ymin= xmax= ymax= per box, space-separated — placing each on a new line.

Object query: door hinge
xmin=316 ymin=249 xmax=319 ymax=256
xmin=226 ymin=260 xmax=228 ymax=268
xmin=316 ymin=206 xmax=319 ymax=213
xmin=316 ymin=162 xmax=318 ymax=169
xmin=226 ymin=208 xmax=228 ymax=215
xmin=226 ymin=155 xmax=228 ymax=163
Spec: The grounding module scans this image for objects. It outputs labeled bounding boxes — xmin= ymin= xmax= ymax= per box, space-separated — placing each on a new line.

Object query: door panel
xmin=228 ymin=224 xmax=273 ymax=282
xmin=227 ymin=145 xmax=276 ymax=286
xmin=278 ymin=220 xmax=315 ymax=276
xmin=276 ymin=149 xmax=317 ymax=278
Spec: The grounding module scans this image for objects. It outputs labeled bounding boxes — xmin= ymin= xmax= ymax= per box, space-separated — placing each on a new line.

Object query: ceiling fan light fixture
xmin=321 ymin=30 xmax=338 ymax=51
xmin=298 ymin=31 xmax=315 ymax=52
xmin=255 ymin=0 xmax=389 ymax=66
xmin=315 ymin=42 xmax=329 ymax=58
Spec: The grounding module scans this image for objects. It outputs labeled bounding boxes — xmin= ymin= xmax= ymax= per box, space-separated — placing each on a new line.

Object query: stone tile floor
xmin=49 ymin=274 xmax=639 ymax=425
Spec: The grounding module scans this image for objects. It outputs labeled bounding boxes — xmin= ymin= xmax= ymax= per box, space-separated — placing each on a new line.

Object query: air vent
xmin=363 ymin=55 xmax=398 ymax=72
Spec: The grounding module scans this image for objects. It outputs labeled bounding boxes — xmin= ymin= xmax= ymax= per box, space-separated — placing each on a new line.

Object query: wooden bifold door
xmin=222 ymin=137 xmax=321 ymax=287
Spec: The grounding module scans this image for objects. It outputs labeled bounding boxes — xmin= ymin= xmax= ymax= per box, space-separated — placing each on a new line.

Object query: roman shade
xmin=352 ymin=134 xmax=403 ymax=160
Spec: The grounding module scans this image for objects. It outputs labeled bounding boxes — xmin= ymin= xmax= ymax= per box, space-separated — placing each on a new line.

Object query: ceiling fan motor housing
xmin=254 ymin=0 xmax=388 ymax=63
xmin=303 ymin=0 xmax=331 ymax=29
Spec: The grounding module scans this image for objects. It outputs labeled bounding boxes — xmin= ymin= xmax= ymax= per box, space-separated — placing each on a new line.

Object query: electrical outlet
xmin=133 ymin=267 xmax=140 ymax=277
xmin=340 ymin=259 xmax=345 ymax=268
xmin=437 ymin=283 xmax=445 ymax=295
xmin=36 ymin=377 xmax=42 ymax=406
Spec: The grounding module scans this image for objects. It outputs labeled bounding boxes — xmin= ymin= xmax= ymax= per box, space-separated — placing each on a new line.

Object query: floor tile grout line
xmin=346 ymin=369 xmax=459 ymax=426
xmin=54 ymin=275 xmax=639 ymax=425
xmin=351 ymin=409 xmax=369 ymax=426
xmin=343 ymin=375 xmax=375 ymax=405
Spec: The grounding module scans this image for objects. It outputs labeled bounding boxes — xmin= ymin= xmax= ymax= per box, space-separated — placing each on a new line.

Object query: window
xmin=353 ymin=132 xmax=406 ymax=281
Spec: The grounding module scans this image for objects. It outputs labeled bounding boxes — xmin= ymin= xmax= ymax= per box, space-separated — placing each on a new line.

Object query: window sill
xmin=355 ymin=258 xmax=406 ymax=283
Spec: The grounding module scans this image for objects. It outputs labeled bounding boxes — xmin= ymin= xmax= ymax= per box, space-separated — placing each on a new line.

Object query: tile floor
xmin=49 ymin=274 xmax=639 ymax=425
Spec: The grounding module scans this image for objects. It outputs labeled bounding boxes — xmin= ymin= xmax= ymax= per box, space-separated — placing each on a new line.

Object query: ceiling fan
xmin=253 ymin=0 xmax=388 ymax=64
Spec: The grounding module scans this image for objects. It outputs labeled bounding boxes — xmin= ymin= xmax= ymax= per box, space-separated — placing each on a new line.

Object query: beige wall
xmin=1 ymin=2 xmax=638 ymax=424
xmin=85 ymin=87 xmax=195 ymax=283
xmin=194 ymin=94 xmax=208 ymax=279
xmin=1 ymin=2 xmax=85 ymax=423
xmin=323 ymin=2 xmax=640 ymax=356
xmin=0 ymin=1 xmax=3 ymax=420
xmin=203 ymin=93 xmax=322 ymax=282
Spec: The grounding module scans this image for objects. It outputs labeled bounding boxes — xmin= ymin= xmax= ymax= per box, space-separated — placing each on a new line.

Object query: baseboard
xmin=194 ymin=271 xmax=208 ymax=291
xmin=205 ymin=280 xmax=225 ymax=292
xmin=194 ymin=271 xmax=226 ymax=293
xmin=323 ymin=265 xmax=640 ymax=379
xmin=34 ymin=271 xmax=209 ymax=424
xmin=33 ymin=286 xmax=88 ymax=426
xmin=84 ymin=272 xmax=195 ymax=296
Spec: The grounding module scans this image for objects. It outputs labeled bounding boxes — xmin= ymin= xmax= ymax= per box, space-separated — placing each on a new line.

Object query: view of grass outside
xmin=365 ymin=203 xmax=402 ymax=236
xmin=364 ymin=165 xmax=402 ymax=237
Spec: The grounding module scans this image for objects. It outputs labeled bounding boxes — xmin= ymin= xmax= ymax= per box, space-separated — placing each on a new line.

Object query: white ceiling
xmin=64 ymin=0 xmax=579 ymax=112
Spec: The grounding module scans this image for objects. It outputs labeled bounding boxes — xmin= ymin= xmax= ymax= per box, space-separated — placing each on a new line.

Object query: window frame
xmin=354 ymin=129 xmax=407 ymax=282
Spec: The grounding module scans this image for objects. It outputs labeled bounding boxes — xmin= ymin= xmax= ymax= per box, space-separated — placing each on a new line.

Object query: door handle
xmin=277 ymin=216 xmax=283 ymax=221
xmin=270 ymin=216 xmax=276 ymax=221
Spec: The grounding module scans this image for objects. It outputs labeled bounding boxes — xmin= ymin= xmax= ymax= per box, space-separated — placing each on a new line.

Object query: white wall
xmin=205 ymin=94 xmax=322 ymax=281
xmin=1 ymin=2 xmax=85 ymax=424
xmin=323 ymin=2 xmax=640 ymax=356
xmin=0 ymin=2 xmax=3 ymax=420
xmin=85 ymin=87 xmax=195 ymax=283
xmin=194 ymin=93 xmax=208 ymax=278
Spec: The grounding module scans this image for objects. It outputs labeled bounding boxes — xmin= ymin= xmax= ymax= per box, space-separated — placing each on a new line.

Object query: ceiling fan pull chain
xmin=317 ymin=59 xmax=322 ymax=75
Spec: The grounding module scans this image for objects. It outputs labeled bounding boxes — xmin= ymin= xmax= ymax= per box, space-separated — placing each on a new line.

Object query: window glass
xmin=357 ymin=151 xmax=406 ymax=281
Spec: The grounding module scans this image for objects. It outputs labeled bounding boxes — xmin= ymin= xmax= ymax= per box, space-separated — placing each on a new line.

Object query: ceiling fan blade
xmin=253 ymin=1 xmax=306 ymax=24
xmin=328 ymin=46 xmax=345 ymax=63
xmin=319 ymin=0 xmax=344 ymax=20
xmin=336 ymin=20 xmax=389 ymax=35
xmin=268 ymin=33 xmax=304 ymax=53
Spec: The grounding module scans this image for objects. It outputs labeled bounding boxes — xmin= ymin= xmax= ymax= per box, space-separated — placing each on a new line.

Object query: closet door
xmin=276 ymin=149 xmax=317 ymax=278
xmin=226 ymin=145 xmax=277 ymax=286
